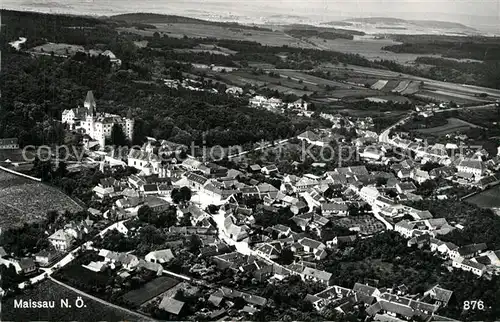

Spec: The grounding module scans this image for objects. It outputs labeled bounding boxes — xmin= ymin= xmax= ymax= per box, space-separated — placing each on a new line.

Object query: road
xmin=48 ymin=276 xmax=154 ymax=321
xmin=19 ymin=220 xmax=129 ymax=289
xmin=379 ymin=103 xmax=497 ymax=145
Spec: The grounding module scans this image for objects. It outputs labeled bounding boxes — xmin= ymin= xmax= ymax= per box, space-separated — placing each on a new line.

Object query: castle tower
xmin=84 ymin=91 xmax=97 ymax=117
xmin=125 ymin=106 xmax=134 ymax=142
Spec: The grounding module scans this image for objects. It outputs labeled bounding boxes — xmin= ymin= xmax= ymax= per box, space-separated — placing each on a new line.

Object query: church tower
xmin=125 ymin=106 xmax=134 ymax=143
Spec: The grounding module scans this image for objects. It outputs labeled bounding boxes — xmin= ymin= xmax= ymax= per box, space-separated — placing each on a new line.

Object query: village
xmin=0 ymin=87 xmax=499 ymax=321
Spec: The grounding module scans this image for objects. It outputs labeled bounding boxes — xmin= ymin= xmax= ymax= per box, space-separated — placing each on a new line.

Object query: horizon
xmin=2 ymin=0 xmax=500 ymax=34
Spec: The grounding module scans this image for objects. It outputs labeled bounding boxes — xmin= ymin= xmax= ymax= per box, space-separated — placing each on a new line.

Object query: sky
xmin=3 ymin=0 xmax=500 ymax=29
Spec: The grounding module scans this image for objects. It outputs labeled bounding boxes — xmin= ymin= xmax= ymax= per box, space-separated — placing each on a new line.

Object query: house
xmin=321 ymin=203 xmax=348 ymax=217
xmin=297 ymin=131 xmax=330 ymax=147
xmin=353 ymin=283 xmax=380 ymax=304
xmin=185 ymin=172 xmax=209 ymax=190
xmin=0 ymin=138 xmax=19 ymax=150
xmin=181 ymin=158 xmax=202 ymax=171
xmin=295 ymin=176 xmax=319 ymax=192
xmin=16 ymin=258 xmax=36 ymax=275
xmin=292 ymin=237 xmax=327 ymax=260
xmin=423 ymin=285 xmax=453 ymax=307
xmin=261 ymin=164 xmax=278 ymax=175
xmin=411 ymin=169 xmax=430 ymax=184
xmin=287 ymin=98 xmax=309 ymax=110
xmin=452 ymin=257 xmax=486 ymax=276
xmin=272 ymin=224 xmax=292 ymax=238
xmin=407 ymin=234 xmax=431 ymax=248
xmin=128 ymin=149 xmax=161 ymax=175
xmin=101 ymin=50 xmax=122 ymax=67
xmin=248 ymin=164 xmax=262 ymax=173
xmin=48 ymin=229 xmax=74 ymax=251
xmin=457 ymin=158 xmax=484 ymax=177
xmin=35 ymin=250 xmax=58 ymax=267
xmin=396 ymin=182 xmax=417 ymax=194
xmin=159 ymin=297 xmax=185 ymax=316
xmin=254 ymin=243 xmax=282 ymax=260
xmin=145 ymin=249 xmax=174 ymax=264
xmin=82 ymin=261 xmax=108 ymax=272
xmin=100 ymin=250 xmax=140 ymax=271
xmin=291 ymin=213 xmax=329 ymax=234
xmin=359 ymin=186 xmax=380 ymax=204
xmin=301 ymin=267 xmax=333 ymax=286
xmin=430 ymin=239 xmax=458 ymax=256
xmin=327 ymin=235 xmax=357 ymax=248
xmin=449 ymin=243 xmax=487 ymax=260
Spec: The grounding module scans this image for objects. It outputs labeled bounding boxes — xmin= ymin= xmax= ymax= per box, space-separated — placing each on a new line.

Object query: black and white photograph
xmin=0 ymin=0 xmax=500 ymax=321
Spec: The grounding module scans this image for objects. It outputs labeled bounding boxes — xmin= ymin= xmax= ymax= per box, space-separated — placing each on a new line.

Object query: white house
xmin=457 ymin=158 xmax=484 ymax=177
xmin=287 ymin=98 xmax=309 ymax=110
xmin=48 ymin=229 xmax=74 ymax=251
xmin=145 ymin=249 xmax=174 ymax=264
xmin=359 ymin=186 xmax=380 ymax=204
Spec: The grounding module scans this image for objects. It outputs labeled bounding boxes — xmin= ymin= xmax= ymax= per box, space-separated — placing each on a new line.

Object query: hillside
xmin=110 ymin=12 xmax=271 ymax=31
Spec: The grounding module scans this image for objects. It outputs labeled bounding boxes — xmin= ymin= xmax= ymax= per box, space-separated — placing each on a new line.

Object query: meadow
xmin=465 ymin=185 xmax=500 ymax=209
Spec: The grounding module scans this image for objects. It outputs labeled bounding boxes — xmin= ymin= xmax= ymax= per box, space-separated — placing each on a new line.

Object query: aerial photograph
xmin=0 ymin=0 xmax=500 ymax=321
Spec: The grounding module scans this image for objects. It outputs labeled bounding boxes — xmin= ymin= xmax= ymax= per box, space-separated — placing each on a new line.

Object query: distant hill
xmin=110 ymin=13 xmax=271 ymax=31
xmin=346 ymin=17 xmax=407 ymax=25
xmin=344 ymin=16 xmax=476 ymax=31
xmin=283 ymin=23 xmax=365 ymax=36
xmin=409 ymin=20 xmax=476 ymax=31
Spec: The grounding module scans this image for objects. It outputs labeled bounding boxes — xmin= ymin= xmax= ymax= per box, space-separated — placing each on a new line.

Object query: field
xmin=1 ymin=280 xmax=143 ymax=321
xmin=121 ymin=276 xmax=181 ymax=306
xmin=306 ymin=35 xmax=441 ymax=64
xmin=118 ymin=24 xmax=316 ymax=49
xmin=465 ymin=185 xmax=500 ymax=209
xmin=416 ymin=118 xmax=483 ymax=136
xmin=0 ymin=170 xmax=82 ymax=229
xmin=29 ymin=43 xmax=101 ymax=57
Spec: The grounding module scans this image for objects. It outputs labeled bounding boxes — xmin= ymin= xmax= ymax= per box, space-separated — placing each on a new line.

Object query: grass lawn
xmin=465 ymin=185 xmax=500 ymax=209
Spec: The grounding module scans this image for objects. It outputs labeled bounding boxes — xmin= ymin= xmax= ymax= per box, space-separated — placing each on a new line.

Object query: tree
xmin=171 ymin=187 xmax=192 ymax=204
xmin=277 ymin=248 xmax=295 ymax=265
xmin=138 ymin=205 xmax=153 ymax=222
xmin=187 ymin=234 xmax=202 ymax=254
xmin=110 ymin=123 xmax=128 ymax=146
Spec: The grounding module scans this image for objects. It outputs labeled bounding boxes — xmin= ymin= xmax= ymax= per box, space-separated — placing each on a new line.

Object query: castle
xmin=62 ymin=91 xmax=134 ymax=148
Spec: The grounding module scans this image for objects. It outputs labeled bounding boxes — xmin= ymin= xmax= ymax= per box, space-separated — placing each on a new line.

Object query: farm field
xmin=0 ymin=170 xmax=82 ymax=229
xmin=465 ymin=185 xmax=500 ymax=209
xmin=329 ymin=89 xmax=381 ymax=99
xmin=1 ymin=280 xmax=142 ymax=321
xmin=414 ymin=90 xmax=481 ymax=105
xmin=121 ymin=276 xmax=181 ymax=306
xmin=118 ymin=24 xmax=316 ymax=49
xmin=277 ymin=70 xmax=355 ymax=89
xmin=306 ymin=35 xmax=441 ymax=64
xmin=416 ymin=118 xmax=483 ymax=136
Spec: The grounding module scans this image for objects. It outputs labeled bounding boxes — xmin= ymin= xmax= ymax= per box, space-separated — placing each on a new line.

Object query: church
xmin=62 ymin=91 xmax=134 ymax=148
